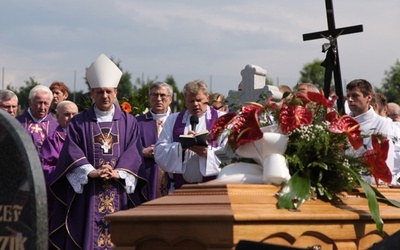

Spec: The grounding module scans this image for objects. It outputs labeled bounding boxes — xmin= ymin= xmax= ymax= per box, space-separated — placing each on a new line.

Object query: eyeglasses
xmin=150 ymin=93 xmax=170 ymax=100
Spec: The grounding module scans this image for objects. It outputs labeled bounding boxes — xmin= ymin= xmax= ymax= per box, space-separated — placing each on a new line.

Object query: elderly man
xmin=154 ymin=79 xmax=224 ymax=192
xmin=16 ymin=85 xmax=58 ymax=150
xmin=0 ymin=89 xmax=19 ymax=117
xmin=386 ymin=102 xmax=400 ymax=184
xmin=40 ymin=100 xmax=78 ymax=223
xmin=387 ymin=102 xmax=400 ymax=122
xmin=49 ymin=54 xmax=147 ymax=249
xmin=346 ymin=79 xmax=395 ymax=184
xmin=136 ymin=81 xmax=173 ymax=200
xmin=49 ymin=81 xmax=69 ymax=119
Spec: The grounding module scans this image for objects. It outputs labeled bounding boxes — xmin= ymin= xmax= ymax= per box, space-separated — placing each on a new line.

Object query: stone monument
xmin=0 ymin=110 xmax=48 ymax=249
xmin=226 ymin=64 xmax=282 ymax=108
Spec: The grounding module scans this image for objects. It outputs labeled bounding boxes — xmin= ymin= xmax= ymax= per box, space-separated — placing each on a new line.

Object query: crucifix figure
xmin=303 ymin=0 xmax=363 ymax=114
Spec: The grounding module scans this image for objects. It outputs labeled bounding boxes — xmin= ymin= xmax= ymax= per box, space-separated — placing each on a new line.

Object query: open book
xmin=179 ymin=130 xmax=210 ymax=148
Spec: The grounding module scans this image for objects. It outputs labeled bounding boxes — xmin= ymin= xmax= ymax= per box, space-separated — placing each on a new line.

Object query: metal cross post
xmin=303 ymin=0 xmax=363 ymax=113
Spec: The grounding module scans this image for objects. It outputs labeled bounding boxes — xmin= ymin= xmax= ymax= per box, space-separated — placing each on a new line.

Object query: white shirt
xmin=350 ymin=107 xmax=395 ymax=182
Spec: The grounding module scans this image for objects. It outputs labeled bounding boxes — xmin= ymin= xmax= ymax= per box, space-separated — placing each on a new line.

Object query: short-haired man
xmin=385 ymin=102 xmax=400 ymax=184
xmin=40 ymin=100 xmax=78 ymax=222
xmin=387 ymin=102 xmax=400 ymax=122
xmin=136 ymin=81 xmax=173 ymax=200
xmin=0 ymin=89 xmax=19 ymax=117
xmin=346 ymin=79 xmax=395 ymax=183
xmin=154 ymin=79 xmax=224 ymax=192
xmin=16 ymin=85 xmax=58 ymax=150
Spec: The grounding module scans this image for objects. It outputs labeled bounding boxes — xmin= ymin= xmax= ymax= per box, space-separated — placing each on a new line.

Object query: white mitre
xmin=86 ymin=54 xmax=122 ymax=88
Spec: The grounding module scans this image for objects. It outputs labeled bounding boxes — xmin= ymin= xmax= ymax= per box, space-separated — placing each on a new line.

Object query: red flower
xmin=363 ymin=134 xmax=392 ymax=184
xmin=326 ymin=111 xmax=363 ymax=150
xmin=307 ymin=92 xmax=337 ymax=108
xmin=278 ymin=103 xmax=313 ymax=133
xmin=231 ymin=104 xmax=264 ymax=147
xmin=120 ymin=102 xmax=132 ymax=113
xmin=210 ymin=112 xmax=236 ymax=139
xmin=211 ymin=103 xmax=264 ymax=148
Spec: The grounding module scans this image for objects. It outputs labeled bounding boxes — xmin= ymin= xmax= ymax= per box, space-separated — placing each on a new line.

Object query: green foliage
xmin=378 ymin=59 xmax=400 ymax=104
xmin=284 ymin=120 xmax=361 ymax=198
xmin=165 ymin=75 xmax=185 ymax=112
xmin=299 ymin=59 xmax=326 ymax=89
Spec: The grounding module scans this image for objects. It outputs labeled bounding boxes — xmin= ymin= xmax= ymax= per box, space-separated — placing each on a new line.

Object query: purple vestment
xmin=16 ymin=109 xmax=58 ymax=151
xmin=40 ymin=125 xmax=65 ymax=218
xmin=136 ymin=112 xmax=169 ymax=200
xmin=49 ymin=105 xmax=148 ymax=250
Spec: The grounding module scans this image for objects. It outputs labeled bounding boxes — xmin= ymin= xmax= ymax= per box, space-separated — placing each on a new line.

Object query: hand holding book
xmin=179 ymin=130 xmax=210 ymax=149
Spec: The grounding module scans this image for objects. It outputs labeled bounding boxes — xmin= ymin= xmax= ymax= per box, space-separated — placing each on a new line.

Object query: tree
xmin=165 ymin=75 xmax=184 ymax=112
xmin=299 ymin=59 xmax=325 ymax=89
xmin=8 ymin=77 xmax=40 ymax=112
xmin=378 ymin=59 xmax=400 ymax=104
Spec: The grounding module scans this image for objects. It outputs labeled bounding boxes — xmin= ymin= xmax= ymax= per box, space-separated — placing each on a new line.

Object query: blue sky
xmin=1 ymin=0 xmax=399 ymax=97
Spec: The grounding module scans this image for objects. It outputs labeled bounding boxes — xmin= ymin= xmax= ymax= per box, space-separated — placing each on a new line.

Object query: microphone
xmin=190 ymin=115 xmax=199 ymax=132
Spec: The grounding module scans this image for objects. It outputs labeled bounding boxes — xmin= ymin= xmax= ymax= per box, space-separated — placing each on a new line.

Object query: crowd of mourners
xmin=1 ymin=54 xmax=399 ymax=249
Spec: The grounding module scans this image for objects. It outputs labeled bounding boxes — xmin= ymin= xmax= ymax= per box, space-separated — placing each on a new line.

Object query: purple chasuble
xmin=49 ymin=105 xmax=148 ymax=250
xmin=40 ymin=125 xmax=65 ymax=219
xmin=136 ymin=112 xmax=169 ymax=200
xmin=16 ymin=110 xmax=58 ymax=151
xmin=172 ymin=108 xmax=219 ymax=189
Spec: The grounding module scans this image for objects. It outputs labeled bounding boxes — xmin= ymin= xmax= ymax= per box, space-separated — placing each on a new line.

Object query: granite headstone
xmin=226 ymin=64 xmax=282 ymax=108
xmin=0 ymin=109 xmax=47 ymax=249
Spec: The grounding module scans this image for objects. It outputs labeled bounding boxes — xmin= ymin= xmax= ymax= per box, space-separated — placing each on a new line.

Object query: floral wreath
xmin=211 ymin=90 xmax=400 ymax=234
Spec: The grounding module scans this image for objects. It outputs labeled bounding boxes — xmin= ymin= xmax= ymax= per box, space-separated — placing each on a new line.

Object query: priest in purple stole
xmin=136 ymin=81 xmax=173 ymax=200
xmin=16 ymin=85 xmax=58 ymax=151
xmin=49 ymin=54 xmax=148 ymax=250
xmin=154 ymin=79 xmax=225 ymax=192
xmin=40 ymin=100 xmax=78 ymax=221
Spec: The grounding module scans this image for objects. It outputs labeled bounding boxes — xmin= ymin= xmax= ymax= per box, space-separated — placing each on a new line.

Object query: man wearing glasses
xmin=136 ymin=81 xmax=173 ymax=200
xmin=0 ymin=89 xmax=18 ymax=117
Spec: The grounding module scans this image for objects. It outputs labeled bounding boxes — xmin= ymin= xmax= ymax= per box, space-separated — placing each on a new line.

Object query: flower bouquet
xmin=211 ymin=91 xmax=400 ymax=234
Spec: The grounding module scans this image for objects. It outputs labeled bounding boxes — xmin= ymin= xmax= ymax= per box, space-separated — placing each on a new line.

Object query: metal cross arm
xmin=303 ymin=25 xmax=363 ymax=41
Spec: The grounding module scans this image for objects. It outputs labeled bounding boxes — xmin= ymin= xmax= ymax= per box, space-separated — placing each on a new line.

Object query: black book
xmin=179 ymin=130 xmax=210 ymax=148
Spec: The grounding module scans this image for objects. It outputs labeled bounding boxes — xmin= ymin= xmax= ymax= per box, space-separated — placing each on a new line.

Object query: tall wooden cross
xmin=303 ymin=0 xmax=363 ymax=113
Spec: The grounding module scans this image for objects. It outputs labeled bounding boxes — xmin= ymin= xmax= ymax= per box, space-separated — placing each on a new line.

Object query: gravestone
xmin=226 ymin=64 xmax=282 ymax=108
xmin=0 ymin=110 xmax=48 ymax=249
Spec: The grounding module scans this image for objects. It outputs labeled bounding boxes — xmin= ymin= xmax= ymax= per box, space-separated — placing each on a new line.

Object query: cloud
xmin=0 ymin=0 xmax=399 ymax=96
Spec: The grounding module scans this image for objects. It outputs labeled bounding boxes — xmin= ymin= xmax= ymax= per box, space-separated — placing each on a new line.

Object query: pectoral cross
xmin=303 ymin=0 xmax=363 ymax=114
xmin=101 ymin=142 xmax=111 ymax=154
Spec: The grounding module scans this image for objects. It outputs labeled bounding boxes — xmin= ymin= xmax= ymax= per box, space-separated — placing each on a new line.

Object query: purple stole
xmin=172 ymin=108 xmax=218 ymax=189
